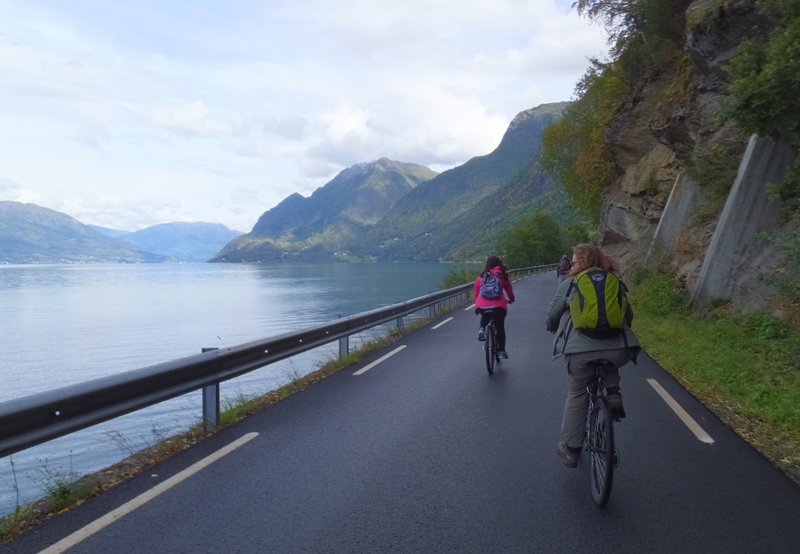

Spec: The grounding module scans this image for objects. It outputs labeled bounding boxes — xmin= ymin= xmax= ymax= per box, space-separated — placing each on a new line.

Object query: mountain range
xmin=212 ymin=159 xmax=436 ymax=262
xmin=0 ymin=202 xmax=168 ymax=264
xmin=0 ymin=203 xmax=241 ymax=264
xmin=1 ymin=101 xmax=571 ymax=265
xmin=212 ymin=101 xmax=572 ymax=263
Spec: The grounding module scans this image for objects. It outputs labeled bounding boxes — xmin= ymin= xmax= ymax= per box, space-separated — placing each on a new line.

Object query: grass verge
xmin=630 ymin=272 xmax=800 ymax=485
xmin=0 ymin=306 xmax=453 ymax=543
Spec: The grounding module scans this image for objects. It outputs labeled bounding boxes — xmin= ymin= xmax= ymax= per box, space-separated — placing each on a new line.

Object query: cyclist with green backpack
xmin=545 ymin=244 xmax=641 ymax=468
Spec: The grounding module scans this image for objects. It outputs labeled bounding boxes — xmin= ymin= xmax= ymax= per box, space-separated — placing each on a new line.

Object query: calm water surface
xmin=0 ymin=262 xmax=467 ymax=514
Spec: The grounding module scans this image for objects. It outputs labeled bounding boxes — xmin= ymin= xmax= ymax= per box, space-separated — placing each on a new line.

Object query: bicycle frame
xmin=481 ymin=309 xmax=501 ymax=374
xmin=584 ymin=360 xmax=618 ymax=507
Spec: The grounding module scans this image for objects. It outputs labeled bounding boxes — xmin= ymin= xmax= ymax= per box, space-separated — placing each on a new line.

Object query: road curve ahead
xmin=3 ymin=271 xmax=800 ymax=554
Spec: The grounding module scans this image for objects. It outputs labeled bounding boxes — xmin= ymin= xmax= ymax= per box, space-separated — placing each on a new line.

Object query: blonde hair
xmin=569 ymin=243 xmax=619 ymax=276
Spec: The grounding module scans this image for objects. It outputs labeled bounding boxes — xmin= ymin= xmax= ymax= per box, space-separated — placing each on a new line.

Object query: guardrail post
xmin=397 ymin=316 xmax=405 ymax=335
xmin=201 ymin=347 xmax=219 ymax=432
xmin=339 ymin=336 xmax=349 ymax=360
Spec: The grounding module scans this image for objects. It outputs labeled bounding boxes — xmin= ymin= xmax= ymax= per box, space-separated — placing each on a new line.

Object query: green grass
xmin=630 ymin=272 xmax=800 ymax=480
xmin=0 ymin=507 xmax=34 ymax=542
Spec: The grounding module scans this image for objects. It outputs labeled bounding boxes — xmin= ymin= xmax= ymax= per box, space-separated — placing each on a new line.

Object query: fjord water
xmin=0 ymin=262 xmax=462 ymax=515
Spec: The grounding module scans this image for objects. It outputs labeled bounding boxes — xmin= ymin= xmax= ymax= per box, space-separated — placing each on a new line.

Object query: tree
xmin=496 ymin=211 xmax=563 ymax=268
xmin=722 ymin=0 xmax=800 ymax=208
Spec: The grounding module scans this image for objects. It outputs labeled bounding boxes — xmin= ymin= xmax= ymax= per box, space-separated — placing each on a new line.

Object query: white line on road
xmin=352 ymin=345 xmax=407 ymax=376
xmin=39 ymin=432 xmax=260 ymax=554
xmin=431 ymin=317 xmax=453 ymax=330
xmin=464 ymin=303 xmax=475 ymax=311
xmin=647 ymin=379 xmax=714 ymax=444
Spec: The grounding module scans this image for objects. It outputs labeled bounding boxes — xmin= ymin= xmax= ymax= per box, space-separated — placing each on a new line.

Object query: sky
xmin=0 ymin=0 xmax=607 ymax=233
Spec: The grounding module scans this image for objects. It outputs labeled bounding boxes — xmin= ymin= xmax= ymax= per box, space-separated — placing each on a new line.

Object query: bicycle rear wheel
xmin=484 ymin=323 xmax=495 ymax=374
xmin=588 ymin=396 xmax=615 ymax=506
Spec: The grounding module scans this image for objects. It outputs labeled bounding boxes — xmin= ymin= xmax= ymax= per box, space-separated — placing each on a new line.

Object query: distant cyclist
xmin=556 ymin=254 xmax=572 ymax=282
xmin=545 ymin=244 xmax=640 ymax=468
xmin=475 ymin=256 xmax=515 ymax=359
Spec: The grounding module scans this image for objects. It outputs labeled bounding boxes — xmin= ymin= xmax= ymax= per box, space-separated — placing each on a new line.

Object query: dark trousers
xmin=478 ymin=307 xmax=508 ymax=350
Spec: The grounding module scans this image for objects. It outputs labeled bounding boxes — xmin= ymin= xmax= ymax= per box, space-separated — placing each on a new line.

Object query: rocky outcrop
xmin=598 ymin=0 xmax=767 ymax=289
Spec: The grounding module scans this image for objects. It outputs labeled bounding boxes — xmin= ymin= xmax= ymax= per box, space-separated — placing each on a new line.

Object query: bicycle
xmin=584 ymin=359 xmax=621 ymax=506
xmin=481 ymin=308 xmax=501 ymax=374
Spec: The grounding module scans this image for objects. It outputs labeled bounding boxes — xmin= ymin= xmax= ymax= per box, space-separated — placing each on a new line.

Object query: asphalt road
xmin=3 ymin=271 xmax=800 ymax=553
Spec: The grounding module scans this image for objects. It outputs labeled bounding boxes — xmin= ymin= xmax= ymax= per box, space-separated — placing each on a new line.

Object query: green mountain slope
xmin=211 ymin=158 xmax=437 ymax=262
xmin=357 ymin=102 xmax=570 ymax=261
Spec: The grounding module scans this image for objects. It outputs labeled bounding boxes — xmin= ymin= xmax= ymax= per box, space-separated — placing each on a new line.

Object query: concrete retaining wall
xmin=691 ymin=135 xmax=795 ymax=309
xmin=648 ymin=172 xmax=702 ymax=258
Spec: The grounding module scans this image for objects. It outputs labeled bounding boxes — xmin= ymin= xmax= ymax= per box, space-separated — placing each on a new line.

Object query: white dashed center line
xmin=40 ymin=432 xmax=260 ymax=554
xmin=431 ymin=317 xmax=453 ymax=329
xmin=352 ymin=345 xmax=407 ymax=376
xmin=648 ymin=379 xmax=714 ymax=444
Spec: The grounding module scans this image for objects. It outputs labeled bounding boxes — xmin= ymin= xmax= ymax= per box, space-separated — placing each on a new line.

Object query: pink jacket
xmin=474 ymin=267 xmax=515 ymax=311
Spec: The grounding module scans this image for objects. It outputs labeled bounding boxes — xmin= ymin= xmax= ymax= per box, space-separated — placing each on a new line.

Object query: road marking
xmin=431 ymin=317 xmax=453 ymax=329
xmin=39 ymin=432 xmax=260 ymax=554
xmin=352 ymin=345 xmax=407 ymax=376
xmin=647 ymin=379 xmax=714 ymax=444
xmin=464 ymin=303 xmax=475 ymax=311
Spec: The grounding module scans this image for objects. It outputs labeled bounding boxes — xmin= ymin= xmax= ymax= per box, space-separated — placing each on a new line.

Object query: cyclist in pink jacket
xmin=474 ymin=256 xmax=515 ymax=358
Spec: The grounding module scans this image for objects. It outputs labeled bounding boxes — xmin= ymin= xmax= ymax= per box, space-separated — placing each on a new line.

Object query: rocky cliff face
xmin=597 ymin=0 xmax=772 ymax=296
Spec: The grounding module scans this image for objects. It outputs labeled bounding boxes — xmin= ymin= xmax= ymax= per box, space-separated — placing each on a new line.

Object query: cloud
xmin=0 ymin=0 xmax=608 ymax=232
xmin=263 ymin=115 xmax=311 ymax=141
xmin=47 ymin=190 xmax=185 ymax=231
xmin=150 ymin=101 xmax=242 ymax=137
xmin=73 ymin=124 xmax=113 ymax=151
xmin=0 ymin=177 xmax=39 ymax=204
xmin=0 ymin=177 xmax=23 ymax=193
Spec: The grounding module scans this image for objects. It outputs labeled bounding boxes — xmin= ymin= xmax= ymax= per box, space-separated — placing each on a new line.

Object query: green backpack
xmin=568 ymin=268 xmax=629 ymax=338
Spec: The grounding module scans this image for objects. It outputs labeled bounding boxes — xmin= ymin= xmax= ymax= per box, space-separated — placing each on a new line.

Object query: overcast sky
xmin=0 ymin=0 xmax=607 ymax=232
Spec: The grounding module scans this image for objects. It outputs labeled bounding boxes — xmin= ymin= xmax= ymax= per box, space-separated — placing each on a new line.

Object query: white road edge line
xmin=39 ymin=432 xmax=260 ymax=554
xmin=647 ymin=378 xmax=714 ymax=444
xmin=464 ymin=303 xmax=475 ymax=311
xmin=431 ymin=317 xmax=453 ymax=330
xmin=352 ymin=345 xmax=407 ymax=376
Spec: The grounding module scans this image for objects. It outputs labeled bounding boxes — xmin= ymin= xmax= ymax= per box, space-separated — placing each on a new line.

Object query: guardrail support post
xmin=339 ymin=336 xmax=349 ymax=360
xmin=397 ymin=316 xmax=405 ymax=335
xmin=201 ymin=347 xmax=219 ymax=432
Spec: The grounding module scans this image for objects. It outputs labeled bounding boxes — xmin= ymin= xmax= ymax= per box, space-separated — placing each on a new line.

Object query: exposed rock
xmin=599 ymin=0 xmax=765 ymax=295
xmin=685 ymin=0 xmax=767 ymax=86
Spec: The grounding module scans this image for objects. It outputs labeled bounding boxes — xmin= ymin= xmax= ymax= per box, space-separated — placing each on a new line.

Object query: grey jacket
xmin=545 ymin=276 xmax=641 ymax=360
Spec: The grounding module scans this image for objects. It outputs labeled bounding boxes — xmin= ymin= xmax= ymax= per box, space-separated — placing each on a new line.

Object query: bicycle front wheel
xmin=484 ymin=324 xmax=495 ymax=374
xmin=588 ymin=396 xmax=615 ymax=506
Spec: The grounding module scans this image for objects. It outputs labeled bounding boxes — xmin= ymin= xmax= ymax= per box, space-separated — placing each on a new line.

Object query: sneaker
xmin=498 ymin=351 xmax=508 ymax=359
xmin=606 ymin=388 xmax=626 ymax=419
xmin=477 ymin=327 xmax=485 ymax=341
xmin=557 ymin=440 xmax=579 ymax=468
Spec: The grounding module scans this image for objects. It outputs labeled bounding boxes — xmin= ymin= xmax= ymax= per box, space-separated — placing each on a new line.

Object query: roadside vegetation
xmin=630 ymin=270 xmax=800 ymax=483
xmin=541 ymin=0 xmax=693 ymax=222
xmin=535 ymin=0 xmax=800 ymax=484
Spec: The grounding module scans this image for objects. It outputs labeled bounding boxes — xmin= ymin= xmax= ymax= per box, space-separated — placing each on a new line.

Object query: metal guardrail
xmin=0 ymin=263 xmax=557 ymax=459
